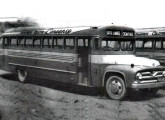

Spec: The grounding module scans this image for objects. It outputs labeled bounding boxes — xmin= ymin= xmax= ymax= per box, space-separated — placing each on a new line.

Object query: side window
xmin=85 ymin=39 xmax=88 ymax=47
xmin=4 ymin=37 xmax=10 ymax=46
xmin=144 ymin=40 xmax=153 ymax=49
xmin=43 ymin=37 xmax=53 ymax=48
xmin=18 ymin=38 xmax=25 ymax=47
xmin=77 ymin=38 xmax=89 ymax=47
xmin=25 ymin=38 xmax=33 ymax=47
xmin=65 ymin=38 xmax=74 ymax=49
xmin=136 ymin=40 xmax=143 ymax=48
xmin=101 ymin=40 xmax=107 ymax=48
xmin=10 ymin=38 xmax=17 ymax=46
xmin=78 ymin=39 xmax=84 ymax=46
xmin=57 ymin=38 xmax=64 ymax=49
xmin=155 ymin=40 xmax=162 ymax=49
xmin=163 ymin=40 xmax=165 ymax=49
xmin=53 ymin=38 xmax=57 ymax=48
xmin=33 ymin=38 xmax=41 ymax=48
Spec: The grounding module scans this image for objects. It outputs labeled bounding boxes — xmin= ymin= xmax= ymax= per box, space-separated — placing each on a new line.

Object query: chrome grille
xmin=140 ymin=71 xmax=164 ymax=79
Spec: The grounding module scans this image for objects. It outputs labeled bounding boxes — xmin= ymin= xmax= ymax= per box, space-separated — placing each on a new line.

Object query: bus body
xmin=1 ymin=26 xmax=165 ymax=100
xmin=136 ymin=35 xmax=165 ymax=66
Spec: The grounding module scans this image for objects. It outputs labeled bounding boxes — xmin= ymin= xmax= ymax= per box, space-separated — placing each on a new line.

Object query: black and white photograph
xmin=0 ymin=0 xmax=165 ymax=120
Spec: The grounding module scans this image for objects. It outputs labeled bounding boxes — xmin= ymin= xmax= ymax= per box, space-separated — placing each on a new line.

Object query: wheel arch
xmin=102 ymin=70 xmax=126 ymax=88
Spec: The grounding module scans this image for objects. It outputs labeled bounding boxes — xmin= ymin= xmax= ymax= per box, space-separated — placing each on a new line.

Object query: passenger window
xmin=57 ymin=38 xmax=64 ymax=49
xmin=18 ymin=38 xmax=25 ymax=47
xmin=65 ymin=38 xmax=74 ymax=49
xmin=155 ymin=40 xmax=162 ymax=49
xmin=33 ymin=39 xmax=41 ymax=48
xmin=163 ymin=41 xmax=165 ymax=49
xmin=78 ymin=39 xmax=84 ymax=46
xmin=25 ymin=38 xmax=33 ymax=47
xmin=136 ymin=40 xmax=143 ymax=48
xmin=85 ymin=39 xmax=88 ymax=47
xmin=4 ymin=38 xmax=10 ymax=46
xmin=53 ymin=38 xmax=57 ymax=48
xmin=144 ymin=40 xmax=153 ymax=48
xmin=43 ymin=38 xmax=53 ymax=48
xmin=77 ymin=38 xmax=89 ymax=47
xmin=101 ymin=41 xmax=106 ymax=48
xmin=10 ymin=38 xmax=17 ymax=46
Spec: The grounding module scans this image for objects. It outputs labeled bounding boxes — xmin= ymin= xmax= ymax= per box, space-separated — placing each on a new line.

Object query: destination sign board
xmin=123 ymin=32 xmax=134 ymax=36
xmin=106 ymin=31 xmax=121 ymax=36
xmin=106 ymin=30 xmax=134 ymax=37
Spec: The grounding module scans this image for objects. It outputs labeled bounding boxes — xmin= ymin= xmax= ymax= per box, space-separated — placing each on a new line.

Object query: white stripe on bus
xmin=9 ymin=63 xmax=76 ymax=74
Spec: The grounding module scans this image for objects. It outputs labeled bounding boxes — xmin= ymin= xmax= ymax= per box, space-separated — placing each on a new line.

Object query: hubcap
xmin=110 ymin=80 xmax=122 ymax=95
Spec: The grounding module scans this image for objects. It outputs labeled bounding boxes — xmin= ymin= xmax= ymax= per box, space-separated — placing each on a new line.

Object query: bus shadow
xmin=125 ymin=89 xmax=165 ymax=101
xmin=1 ymin=74 xmax=99 ymax=96
xmin=1 ymin=74 xmax=165 ymax=101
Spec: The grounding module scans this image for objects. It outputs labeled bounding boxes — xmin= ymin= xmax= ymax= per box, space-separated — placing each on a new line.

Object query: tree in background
xmin=0 ymin=17 xmax=39 ymax=34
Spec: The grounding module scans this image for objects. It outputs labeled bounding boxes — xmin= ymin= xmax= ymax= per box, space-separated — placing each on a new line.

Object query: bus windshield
xmin=102 ymin=39 xmax=133 ymax=51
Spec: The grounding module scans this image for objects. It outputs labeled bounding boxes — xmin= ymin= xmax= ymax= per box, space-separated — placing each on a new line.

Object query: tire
xmin=105 ymin=76 xmax=127 ymax=100
xmin=17 ymin=69 xmax=28 ymax=83
xmin=140 ymin=88 xmax=158 ymax=96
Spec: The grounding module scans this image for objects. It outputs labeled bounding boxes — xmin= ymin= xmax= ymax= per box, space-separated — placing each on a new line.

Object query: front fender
xmin=102 ymin=65 xmax=139 ymax=88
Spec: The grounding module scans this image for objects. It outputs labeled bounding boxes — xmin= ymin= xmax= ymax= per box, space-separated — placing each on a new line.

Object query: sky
xmin=0 ymin=0 xmax=165 ymax=28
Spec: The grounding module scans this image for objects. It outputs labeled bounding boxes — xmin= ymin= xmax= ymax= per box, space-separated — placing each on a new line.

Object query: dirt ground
xmin=0 ymin=71 xmax=165 ymax=120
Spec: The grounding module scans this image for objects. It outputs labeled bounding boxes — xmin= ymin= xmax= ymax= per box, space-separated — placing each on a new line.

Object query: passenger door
xmin=77 ymin=37 xmax=91 ymax=85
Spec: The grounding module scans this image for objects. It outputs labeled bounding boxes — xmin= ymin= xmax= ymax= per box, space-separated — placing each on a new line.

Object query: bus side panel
xmin=90 ymin=63 xmax=107 ymax=87
xmin=6 ymin=49 xmax=77 ymax=83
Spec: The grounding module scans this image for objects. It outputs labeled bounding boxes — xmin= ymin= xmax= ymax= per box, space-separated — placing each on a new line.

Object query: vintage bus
xmin=136 ymin=33 xmax=165 ymax=66
xmin=0 ymin=26 xmax=165 ymax=100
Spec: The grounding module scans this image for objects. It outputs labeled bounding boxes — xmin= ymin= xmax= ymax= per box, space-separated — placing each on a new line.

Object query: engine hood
xmin=91 ymin=55 xmax=160 ymax=67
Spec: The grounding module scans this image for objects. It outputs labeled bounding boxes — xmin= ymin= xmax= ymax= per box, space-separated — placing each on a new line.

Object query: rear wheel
xmin=105 ymin=76 xmax=127 ymax=100
xmin=17 ymin=70 xmax=27 ymax=83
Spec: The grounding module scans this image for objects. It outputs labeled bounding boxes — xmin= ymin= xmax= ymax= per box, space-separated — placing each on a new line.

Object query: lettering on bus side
xmin=32 ymin=29 xmax=72 ymax=35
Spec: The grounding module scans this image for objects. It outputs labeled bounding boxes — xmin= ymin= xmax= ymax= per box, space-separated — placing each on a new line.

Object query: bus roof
xmin=2 ymin=25 xmax=135 ymax=38
xmin=136 ymin=34 xmax=165 ymax=39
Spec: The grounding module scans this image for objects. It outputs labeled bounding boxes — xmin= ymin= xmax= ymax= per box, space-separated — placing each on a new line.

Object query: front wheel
xmin=17 ymin=69 xmax=28 ymax=83
xmin=105 ymin=76 xmax=127 ymax=100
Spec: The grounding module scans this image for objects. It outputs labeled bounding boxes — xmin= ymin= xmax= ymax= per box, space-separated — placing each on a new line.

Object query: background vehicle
xmin=136 ymin=31 xmax=165 ymax=66
xmin=0 ymin=26 xmax=165 ymax=100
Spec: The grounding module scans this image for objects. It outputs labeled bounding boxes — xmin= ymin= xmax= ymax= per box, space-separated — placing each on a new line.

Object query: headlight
xmin=136 ymin=73 xmax=142 ymax=79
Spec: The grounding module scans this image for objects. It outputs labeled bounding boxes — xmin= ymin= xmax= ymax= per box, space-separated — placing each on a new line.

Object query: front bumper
xmin=132 ymin=81 xmax=165 ymax=89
